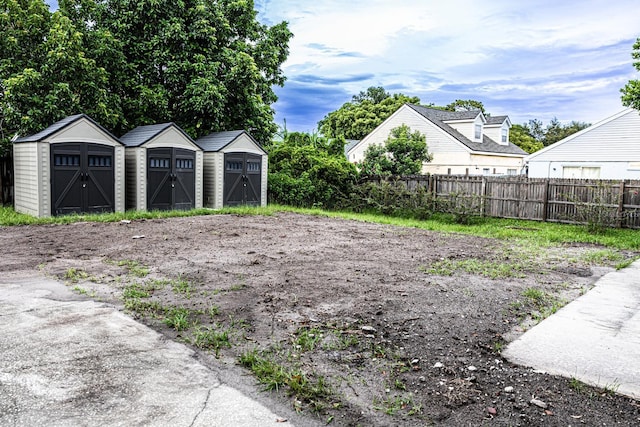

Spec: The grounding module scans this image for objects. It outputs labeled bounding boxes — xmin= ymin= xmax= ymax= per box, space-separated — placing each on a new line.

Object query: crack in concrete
xmin=189 ymin=388 xmax=213 ymax=427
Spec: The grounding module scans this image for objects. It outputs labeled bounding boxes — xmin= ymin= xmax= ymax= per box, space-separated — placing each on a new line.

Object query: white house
xmin=526 ymin=108 xmax=640 ymax=179
xmin=346 ymin=103 xmax=527 ymax=175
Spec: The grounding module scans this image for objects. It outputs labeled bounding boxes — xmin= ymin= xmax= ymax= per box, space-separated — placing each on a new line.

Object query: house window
xmin=507 ymin=169 xmax=517 ymax=175
xmin=501 ymin=128 xmax=508 ymax=143
xmin=563 ymin=166 xmax=601 ymax=179
xmin=482 ymin=168 xmax=490 ymax=175
xmin=474 ymin=124 xmax=482 ymax=140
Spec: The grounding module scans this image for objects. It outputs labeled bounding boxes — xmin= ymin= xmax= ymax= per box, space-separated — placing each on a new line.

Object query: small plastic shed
xmin=120 ymin=123 xmax=203 ymax=211
xmin=13 ymin=114 xmax=125 ymax=217
xmin=195 ymin=130 xmax=267 ymax=208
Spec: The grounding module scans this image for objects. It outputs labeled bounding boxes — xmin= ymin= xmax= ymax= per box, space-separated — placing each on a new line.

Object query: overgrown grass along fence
xmin=364 ymin=175 xmax=640 ymax=229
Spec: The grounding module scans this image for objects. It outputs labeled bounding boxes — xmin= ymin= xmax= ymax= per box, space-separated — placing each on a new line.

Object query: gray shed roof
xmin=14 ymin=114 xmax=122 ymax=144
xmin=195 ymin=130 xmax=266 ymax=154
xmin=120 ymin=123 xmax=195 ymax=147
xmin=407 ymin=104 xmax=526 ymax=156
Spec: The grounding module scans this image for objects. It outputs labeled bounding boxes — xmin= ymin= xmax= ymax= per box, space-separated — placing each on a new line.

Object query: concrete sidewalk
xmin=0 ymin=271 xmax=293 ymax=427
xmin=503 ymin=259 xmax=640 ymax=399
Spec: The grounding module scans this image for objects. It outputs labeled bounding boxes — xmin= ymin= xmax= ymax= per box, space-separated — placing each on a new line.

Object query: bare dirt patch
xmin=2 ymin=212 xmax=639 ymax=426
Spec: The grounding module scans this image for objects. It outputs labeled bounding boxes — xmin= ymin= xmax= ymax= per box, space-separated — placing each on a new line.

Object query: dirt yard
xmin=2 ymin=212 xmax=640 ymax=426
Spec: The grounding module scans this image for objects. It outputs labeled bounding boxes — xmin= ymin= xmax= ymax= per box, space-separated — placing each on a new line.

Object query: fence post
xmin=542 ymin=180 xmax=550 ymax=222
xmin=617 ymin=181 xmax=626 ymax=228
xmin=480 ymin=177 xmax=487 ymax=216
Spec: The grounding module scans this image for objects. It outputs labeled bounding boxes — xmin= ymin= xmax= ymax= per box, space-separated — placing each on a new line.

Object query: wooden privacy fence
xmin=366 ymin=175 xmax=640 ymax=229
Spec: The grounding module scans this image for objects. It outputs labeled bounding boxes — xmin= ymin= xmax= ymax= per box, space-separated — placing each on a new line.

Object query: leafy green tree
xmin=542 ymin=118 xmax=589 ymax=146
xmin=444 ymin=99 xmax=486 ymax=114
xmin=509 ymin=124 xmax=543 ymax=154
xmin=621 ymin=37 xmax=640 ymax=110
xmin=360 ymin=124 xmax=432 ymax=176
xmin=68 ymin=0 xmax=293 ymax=142
xmin=1 ymin=0 xmax=292 ymax=152
xmin=1 ymin=2 xmax=121 ymax=154
xmin=266 ymin=132 xmax=357 ymax=208
xmin=318 ymin=87 xmax=420 ymax=140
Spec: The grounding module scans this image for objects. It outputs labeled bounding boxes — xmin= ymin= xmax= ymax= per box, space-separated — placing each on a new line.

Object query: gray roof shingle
xmin=195 ymin=130 xmax=265 ymax=153
xmin=406 ymin=104 xmax=526 ymax=156
xmin=14 ymin=114 xmax=121 ymax=144
xmin=120 ymin=123 xmax=195 ymax=147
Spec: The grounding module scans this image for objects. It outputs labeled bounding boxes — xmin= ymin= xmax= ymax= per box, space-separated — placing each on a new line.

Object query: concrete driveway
xmin=0 ymin=271 xmax=294 ymax=427
xmin=504 ymin=259 xmax=640 ymax=399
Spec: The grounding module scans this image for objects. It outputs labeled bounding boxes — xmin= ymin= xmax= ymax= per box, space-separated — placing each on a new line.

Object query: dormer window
xmin=474 ymin=124 xmax=482 ymax=140
xmin=501 ymin=128 xmax=508 ymax=143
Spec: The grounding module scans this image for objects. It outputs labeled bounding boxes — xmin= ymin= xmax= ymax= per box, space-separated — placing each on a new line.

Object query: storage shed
xmin=195 ymin=130 xmax=267 ymax=208
xmin=13 ymin=114 xmax=125 ymax=217
xmin=120 ymin=123 xmax=203 ymax=211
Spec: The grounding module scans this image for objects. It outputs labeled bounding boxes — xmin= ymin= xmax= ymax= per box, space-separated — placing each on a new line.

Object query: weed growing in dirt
xmin=164 ymin=307 xmax=191 ymax=331
xmin=122 ymin=283 xmax=150 ymax=299
xmin=170 ymin=276 xmax=194 ymax=297
xmin=64 ymin=267 xmax=90 ymax=283
xmin=421 ymin=258 xmax=525 ymax=279
xmin=294 ymin=327 xmax=323 ymax=352
xmin=373 ymin=394 xmax=421 ymax=416
xmin=107 ymin=259 xmax=150 ymax=277
xmin=520 ymin=287 xmax=568 ymax=322
xmin=190 ymin=325 xmax=231 ymax=357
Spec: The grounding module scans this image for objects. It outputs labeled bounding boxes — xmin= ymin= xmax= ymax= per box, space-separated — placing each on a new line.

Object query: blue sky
xmin=254 ymin=0 xmax=640 ymax=133
xmin=46 ymin=1 xmax=639 ymax=133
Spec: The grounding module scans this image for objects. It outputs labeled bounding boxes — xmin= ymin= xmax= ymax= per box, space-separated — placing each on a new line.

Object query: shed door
xmin=51 ymin=143 xmax=115 ymax=216
xmin=223 ymin=153 xmax=262 ymax=207
xmin=147 ymin=148 xmax=195 ymax=211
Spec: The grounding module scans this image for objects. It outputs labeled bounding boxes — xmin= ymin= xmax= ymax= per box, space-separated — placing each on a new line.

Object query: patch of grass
xmin=164 ymin=307 xmax=192 ymax=331
xmin=373 ymin=394 xmax=420 ymax=416
xmin=190 ymin=325 xmax=231 ymax=357
xmin=64 ymin=267 xmax=90 ymax=283
xmin=238 ymin=348 xmax=332 ymax=412
xmin=521 ymin=287 xmax=568 ymax=322
xmin=116 ymin=260 xmax=150 ymax=278
xmin=294 ymin=327 xmax=323 ymax=352
xmin=208 ymin=304 xmax=220 ymax=318
xmin=421 ymin=258 xmax=525 ymax=279
xmin=123 ymin=299 xmax=164 ymax=316
xmin=122 ymin=283 xmax=150 ymax=299
xmin=171 ymin=276 xmax=194 ymax=297
xmin=569 ymin=377 xmax=587 ymax=393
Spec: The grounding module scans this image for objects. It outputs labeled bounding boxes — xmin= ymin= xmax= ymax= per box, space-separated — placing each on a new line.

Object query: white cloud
xmin=258 ymin=0 xmax=640 ymax=130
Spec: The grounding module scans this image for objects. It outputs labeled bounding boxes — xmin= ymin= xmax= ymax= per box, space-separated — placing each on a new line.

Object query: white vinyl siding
xmin=528 ymin=109 xmax=640 ymax=162
xmin=563 ymin=166 xmax=601 ymax=179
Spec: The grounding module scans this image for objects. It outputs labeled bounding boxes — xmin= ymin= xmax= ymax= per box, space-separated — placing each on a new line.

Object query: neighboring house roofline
xmin=407 ymin=104 xmax=526 ymax=156
xmin=13 ymin=114 xmax=123 ymax=145
xmin=526 ymin=107 xmax=636 ymax=161
xmin=346 ymin=103 xmax=526 ymax=157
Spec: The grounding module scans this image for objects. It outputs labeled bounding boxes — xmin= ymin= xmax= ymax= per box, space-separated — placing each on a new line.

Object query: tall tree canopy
xmin=0 ymin=0 xmax=292 ymax=154
xmin=621 ymin=37 xmax=640 ymax=111
xmin=522 ymin=117 xmax=589 ymax=147
xmin=318 ymin=86 xmax=420 ymax=140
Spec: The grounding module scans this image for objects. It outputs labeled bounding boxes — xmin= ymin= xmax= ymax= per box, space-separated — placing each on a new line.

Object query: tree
xmin=266 ymin=132 xmax=357 ymax=208
xmin=621 ymin=37 xmax=640 ymax=110
xmin=509 ymin=124 xmax=543 ymax=154
xmin=444 ymin=99 xmax=486 ymax=114
xmin=360 ymin=124 xmax=432 ymax=176
xmin=1 ymin=0 xmax=292 ymax=153
xmin=318 ymin=87 xmax=420 ymax=140
xmin=71 ymin=0 xmax=293 ymax=142
xmin=0 ymin=1 xmax=122 ymax=154
xmin=542 ymin=118 xmax=589 ymax=146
